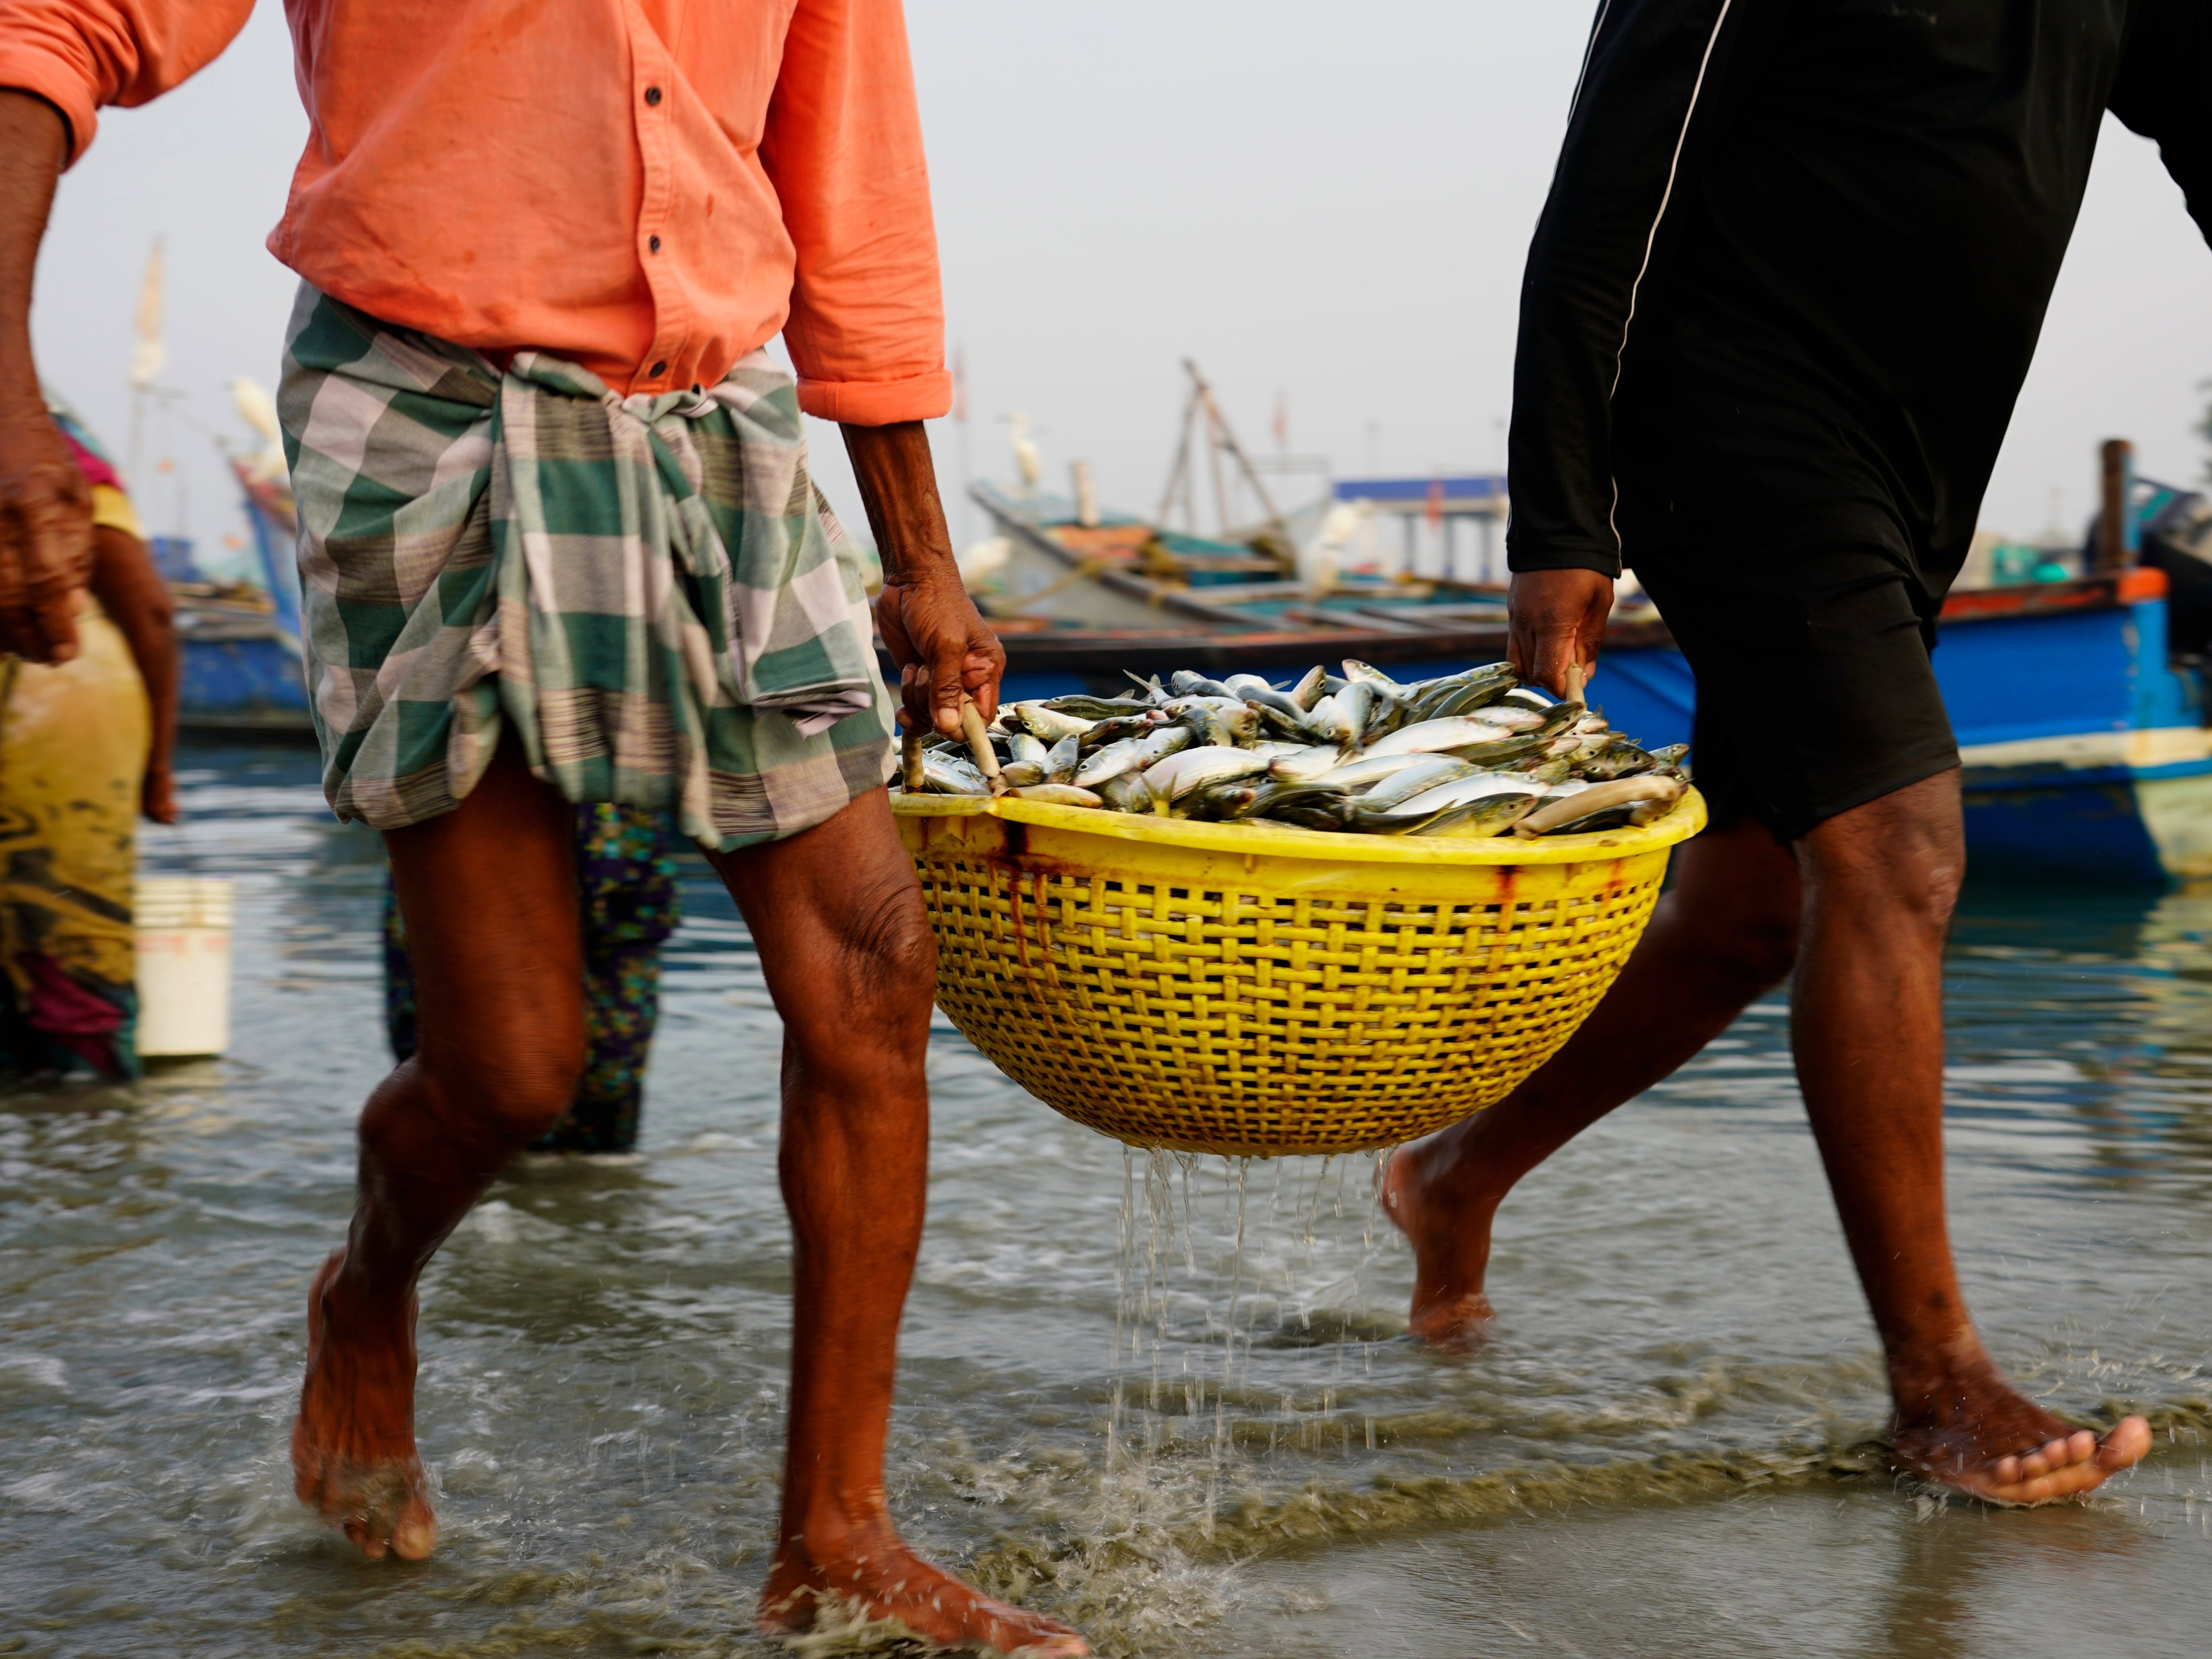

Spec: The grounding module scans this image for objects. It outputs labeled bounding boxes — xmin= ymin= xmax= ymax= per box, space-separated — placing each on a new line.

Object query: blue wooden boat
xmin=971 ymin=483 xmax=2211 ymax=885
xmin=171 ymin=459 xmax=311 ymax=735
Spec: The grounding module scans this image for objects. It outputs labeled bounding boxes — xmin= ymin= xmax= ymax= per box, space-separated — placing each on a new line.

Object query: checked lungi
xmin=277 ymin=286 xmax=895 ymax=852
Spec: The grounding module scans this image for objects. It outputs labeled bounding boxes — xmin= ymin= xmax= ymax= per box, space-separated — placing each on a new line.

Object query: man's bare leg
xmin=1790 ymin=771 xmax=2148 ymax=1500
xmin=710 ymin=789 xmax=1088 ymax=1657
xmin=292 ymin=744 xmax=585 ymax=1559
xmin=1386 ymin=772 xmax=2148 ymax=1503
xmin=1382 ymin=814 xmax=1802 ymax=1344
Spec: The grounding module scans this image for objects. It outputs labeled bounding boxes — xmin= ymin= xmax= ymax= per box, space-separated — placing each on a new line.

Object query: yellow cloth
xmin=0 ymin=597 xmax=152 ymax=1019
xmin=90 ymin=482 xmax=142 ymax=539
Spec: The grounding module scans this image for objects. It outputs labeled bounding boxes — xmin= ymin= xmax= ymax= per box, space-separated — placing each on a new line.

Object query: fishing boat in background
xmin=952 ymin=384 xmax=2212 ymax=885
xmin=166 ymin=451 xmax=311 ymax=735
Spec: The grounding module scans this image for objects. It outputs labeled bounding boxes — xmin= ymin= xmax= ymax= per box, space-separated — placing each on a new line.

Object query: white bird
xmin=229 ymin=377 xmax=288 ymax=483
xmin=1006 ymin=411 xmax=1040 ymax=494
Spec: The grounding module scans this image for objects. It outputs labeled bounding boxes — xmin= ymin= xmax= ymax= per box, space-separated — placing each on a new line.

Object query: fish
xmin=1357 ymin=756 xmax=1482 ymax=810
xmin=1074 ymin=725 xmax=1192 ymax=787
xmin=1076 ymin=713 xmax=1164 ymax=752
xmin=1242 ymin=779 xmax=1355 ymax=823
xmin=1171 ymin=670 xmax=1237 ymax=698
xmin=1430 ymin=676 xmax=1517 ymax=718
xmin=1009 ymin=733 xmax=1050 ymax=768
xmin=1144 ymin=746 xmax=1274 ymax=811
xmin=1303 ymin=691 xmax=1358 ymax=748
xmin=1095 ymin=772 xmax=1154 ymax=814
xmin=996 ymin=760 xmax=1046 ymax=789
xmin=1340 ymin=659 xmax=1401 ymax=686
xmin=1364 ymin=716 xmax=1525 ymax=759
xmin=1288 ymin=665 xmax=1329 ymax=711
xmin=1044 ymin=733 xmax=1082 ymax=784
xmin=1011 ymin=783 xmax=1105 ymax=808
xmin=1166 ymin=698 xmax=1249 ymax=749
xmin=1512 ymin=774 xmax=1684 ymax=838
xmin=1267 ymin=745 xmax=1344 ymax=783
xmin=1413 ymin=791 xmax=1544 ymax=838
xmin=1498 ymin=687 xmax=1555 ymax=714
xmin=914 ymin=750 xmax=991 ymax=795
xmin=1040 ymin=695 xmax=1158 ymax=720
xmin=1356 ymin=775 xmax=1543 ymax=835
xmin=1335 ymin=678 xmax=1382 ymax=740
xmin=1647 ymin=744 xmax=1690 ymax=766
xmin=1012 ymin=702 xmax=1095 ymax=743
xmin=1575 ymin=739 xmax=1661 ymax=782
xmin=1237 ymin=686 xmax=1318 ymax=738
xmin=1123 ymin=671 xmax=1171 ymax=702
xmin=1175 ymin=779 xmax=1262 ymax=821
xmin=1313 ymin=752 xmax=1429 ymax=791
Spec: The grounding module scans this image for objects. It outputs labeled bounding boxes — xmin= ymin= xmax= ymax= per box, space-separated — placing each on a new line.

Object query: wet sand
xmin=2 ymin=746 xmax=2207 ymax=1655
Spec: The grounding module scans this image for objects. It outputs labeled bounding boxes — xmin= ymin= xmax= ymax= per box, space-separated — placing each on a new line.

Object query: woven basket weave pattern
xmin=900 ymin=803 xmax=1689 ymax=1156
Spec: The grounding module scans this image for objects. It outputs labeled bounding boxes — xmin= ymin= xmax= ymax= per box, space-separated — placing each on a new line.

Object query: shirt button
xmin=650 ymin=360 xmax=668 ymax=377
xmin=648 ymin=235 xmax=661 ymax=253
xmin=644 ymin=85 xmax=662 ymax=106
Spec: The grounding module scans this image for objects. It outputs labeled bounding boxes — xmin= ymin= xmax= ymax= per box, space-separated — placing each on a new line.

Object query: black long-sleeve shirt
xmin=1506 ymin=0 xmax=2212 ymax=596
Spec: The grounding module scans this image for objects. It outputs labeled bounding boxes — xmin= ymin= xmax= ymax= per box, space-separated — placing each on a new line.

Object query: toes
xmin=2099 ymin=1415 xmax=2152 ymax=1471
xmin=1989 ymin=1454 xmax=2021 ymax=1486
xmin=391 ymin=1505 xmax=438 ymax=1561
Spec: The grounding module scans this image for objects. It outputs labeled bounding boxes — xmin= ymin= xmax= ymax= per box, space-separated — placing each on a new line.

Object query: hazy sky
xmin=29 ymin=0 xmax=2212 ymax=573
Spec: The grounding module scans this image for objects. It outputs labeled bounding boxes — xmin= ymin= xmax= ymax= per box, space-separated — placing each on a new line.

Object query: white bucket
xmin=135 ymin=877 xmax=235 ymax=1059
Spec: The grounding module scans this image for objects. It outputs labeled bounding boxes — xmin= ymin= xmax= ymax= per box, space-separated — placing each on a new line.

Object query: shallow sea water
xmin=4 ymin=745 xmax=2211 ymax=1657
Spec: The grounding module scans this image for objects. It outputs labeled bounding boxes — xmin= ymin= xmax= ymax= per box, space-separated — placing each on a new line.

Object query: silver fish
xmin=1303 ymin=691 xmax=1357 ymax=748
xmin=1012 ymin=783 xmax=1105 ymax=808
xmin=1012 ymin=702 xmax=1095 ymax=744
xmin=1513 ymin=774 xmax=1683 ymax=837
xmin=1358 ymin=756 xmax=1482 ymax=810
xmin=1095 ymin=772 xmax=1154 ymax=814
xmin=915 ymin=750 xmax=990 ymax=795
xmin=1340 ymin=659 xmax=1401 ymax=686
xmin=1382 ymin=773 xmax=1544 ymax=820
xmin=1314 ymin=752 xmax=1429 ymax=791
xmin=1144 ymin=746 xmax=1273 ymax=811
xmin=1074 ymin=725 xmax=1192 ymax=787
xmin=1364 ymin=716 xmax=1523 ymax=759
xmin=1413 ymin=791 xmax=1543 ymax=838
xmin=996 ymin=760 xmax=1046 ymax=789
xmin=1267 ymin=745 xmax=1343 ymax=783
xmin=1288 ymin=664 xmax=1329 ymax=711
xmin=1009 ymin=733 xmax=1050 ymax=767
xmin=1044 ymin=733 xmax=1081 ymax=784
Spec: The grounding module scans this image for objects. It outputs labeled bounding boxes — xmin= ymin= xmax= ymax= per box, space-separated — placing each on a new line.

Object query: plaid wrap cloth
xmin=278 ymin=286 xmax=894 ymax=851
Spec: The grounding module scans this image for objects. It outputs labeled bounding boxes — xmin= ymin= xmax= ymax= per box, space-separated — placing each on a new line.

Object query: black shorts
xmin=1630 ymin=546 xmax=1960 ymax=843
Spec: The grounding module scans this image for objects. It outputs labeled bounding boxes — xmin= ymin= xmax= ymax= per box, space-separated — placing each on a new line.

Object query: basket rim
xmin=892 ymin=784 xmax=1706 ymax=865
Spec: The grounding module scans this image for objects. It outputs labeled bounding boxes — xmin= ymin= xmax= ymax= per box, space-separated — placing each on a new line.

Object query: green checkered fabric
xmin=277 ymin=286 xmax=893 ymax=851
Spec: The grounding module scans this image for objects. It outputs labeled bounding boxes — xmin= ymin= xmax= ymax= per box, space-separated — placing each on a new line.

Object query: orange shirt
xmin=0 ymin=0 xmax=951 ymax=422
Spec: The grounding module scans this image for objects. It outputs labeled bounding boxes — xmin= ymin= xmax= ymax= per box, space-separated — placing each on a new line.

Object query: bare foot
xmin=1888 ymin=1336 xmax=2151 ymax=1505
xmin=1377 ymin=1141 xmax=1500 ymax=1352
xmin=760 ymin=1512 xmax=1088 ymax=1657
xmin=291 ymin=1250 xmax=438 ymax=1560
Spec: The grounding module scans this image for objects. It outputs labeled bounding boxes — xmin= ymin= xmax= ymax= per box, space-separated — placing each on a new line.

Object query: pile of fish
xmin=895 ymin=662 xmax=1690 ymax=838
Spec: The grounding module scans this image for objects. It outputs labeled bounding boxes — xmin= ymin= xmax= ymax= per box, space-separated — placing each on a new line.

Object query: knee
xmin=788 ymin=872 xmax=936 ymax=1069
xmin=407 ymin=1029 xmax=586 ymax=1149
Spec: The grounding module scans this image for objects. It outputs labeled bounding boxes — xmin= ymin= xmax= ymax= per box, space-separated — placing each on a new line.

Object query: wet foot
xmin=1888 ymin=1338 xmax=2151 ymax=1506
xmin=291 ymin=1250 xmax=437 ymax=1560
xmin=1377 ymin=1142 xmax=1499 ymax=1352
xmin=760 ymin=1516 xmax=1089 ymax=1657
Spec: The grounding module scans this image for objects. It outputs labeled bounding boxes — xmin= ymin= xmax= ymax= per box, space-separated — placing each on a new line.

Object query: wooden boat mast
xmin=1155 ymin=359 xmax=1292 ymax=550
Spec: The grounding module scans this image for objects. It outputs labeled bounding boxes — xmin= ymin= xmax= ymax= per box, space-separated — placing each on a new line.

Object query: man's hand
xmin=142 ymin=761 xmax=178 ymax=824
xmin=0 ymin=91 xmax=85 ymax=664
xmin=1508 ymin=567 xmax=1614 ymax=697
xmin=873 ymin=571 xmax=1004 ymax=736
xmin=841 ymin=419 xmax=1003 ymax=736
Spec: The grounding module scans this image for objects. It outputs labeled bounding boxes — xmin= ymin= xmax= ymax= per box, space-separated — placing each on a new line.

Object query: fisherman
xmin=0 ymin=6 xmax=1085 ymax=1652
xmin=1384 ymin=0 xmax=2198 ymax=1502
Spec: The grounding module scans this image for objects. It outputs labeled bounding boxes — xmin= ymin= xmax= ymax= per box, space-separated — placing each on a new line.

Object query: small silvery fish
xmin=1365 ymin=716 xmax=1521 ymax=759
xmin=1513 ymin=775 xmax=1683 ymax=838
xmin=916 ymin=750 xmax=991 ymax=795
xmin=1413 ymin=792 xmax=1543 ymax=838
xmin=1014 ymin=702 xmax=1095 ymax=743
xmin=996 ymin=760 xmax=1046 ymax=789
xmin=1009 ymin=733 xmax=1050 ymax=767
xmin=1144 ymin=746 xmax=1273 ymax=811
xmin=1012 ymin=783 xmax=1105 ymax=808
xmin=1288 ymin=665 xmax=1329 ymax=711
xmin=1044 ymin=733 xmax=1082 ymax=784
xmin=1268 ymin=746 xmax=1342 ymax=783
xmin=1357 ymin=756 xmax=1482 ymax=810
xmin=1095 ymin=773 xmax=1154 ymax=814
xmin=1315 ymin=752 xmax=1427 ymax=791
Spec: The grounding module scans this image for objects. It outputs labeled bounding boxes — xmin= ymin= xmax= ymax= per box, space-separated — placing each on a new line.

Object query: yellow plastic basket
xmin=894 ymin=787 xmax=1706 ymax=1157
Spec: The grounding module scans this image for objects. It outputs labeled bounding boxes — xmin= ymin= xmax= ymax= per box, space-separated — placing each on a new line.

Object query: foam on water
xmin=2 ymin=749 xmax=2210 ymax=1655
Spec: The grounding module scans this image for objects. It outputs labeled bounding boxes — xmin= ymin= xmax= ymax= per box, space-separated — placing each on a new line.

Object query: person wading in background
xmin=1383 ymin=0 xmax=2199 ymax=1503
xmin=0 ymin=393 xmax=175 ymax=1078
xmin=0 ymin=5 xmax=1085 ymax=1652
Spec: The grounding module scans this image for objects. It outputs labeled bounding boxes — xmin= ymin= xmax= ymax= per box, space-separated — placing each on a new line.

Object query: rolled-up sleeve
xmin=0 ymin=0 xmax=252 ymax=164
xmin=762 ymin=0 xmax=951 ymax=426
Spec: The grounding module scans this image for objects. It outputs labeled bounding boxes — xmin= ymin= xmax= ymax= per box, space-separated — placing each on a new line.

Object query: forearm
xmin=89 ymin=527 xmax=178 ymax=772
xmin=839 ymin=421 xmax=958 ymax=588
xmin=0 ymin=90 xmax=64 ymax=402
